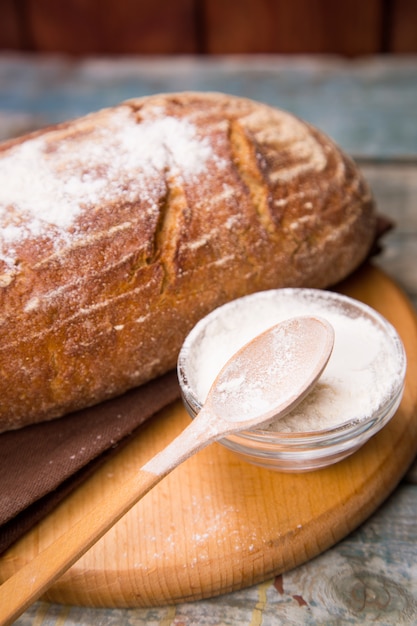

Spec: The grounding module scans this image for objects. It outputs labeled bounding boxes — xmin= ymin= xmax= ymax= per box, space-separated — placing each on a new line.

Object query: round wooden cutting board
xmin=2 ymin=264 xmax=417 ymax=608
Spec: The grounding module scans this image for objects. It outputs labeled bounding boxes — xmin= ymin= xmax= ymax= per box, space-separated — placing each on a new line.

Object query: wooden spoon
xmin=0 ymin=315 xmax=334 ymax=626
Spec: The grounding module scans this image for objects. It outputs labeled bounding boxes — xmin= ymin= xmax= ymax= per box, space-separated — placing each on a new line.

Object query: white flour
xmin=187 ymin=289 xmax=405 ymax=433
xmin=209 ymin=317 xmax=332 ymax=424
xmin=0 ymin=106 xmax=215 ymax=269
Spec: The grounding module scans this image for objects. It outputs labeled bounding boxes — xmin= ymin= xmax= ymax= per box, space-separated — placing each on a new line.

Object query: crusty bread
xmin=0 ymin=92 xmax=376 ymax=431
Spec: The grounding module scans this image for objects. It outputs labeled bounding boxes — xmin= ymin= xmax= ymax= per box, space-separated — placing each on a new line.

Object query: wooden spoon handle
xmin=0 ymin=467 xmax=159 ymax=626
xmin=0 ymin=412 xmax=213 ymax=626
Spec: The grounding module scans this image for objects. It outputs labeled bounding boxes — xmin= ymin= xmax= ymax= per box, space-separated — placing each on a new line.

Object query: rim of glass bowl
xmin=177 ymin=288 xmax=407 ymax=451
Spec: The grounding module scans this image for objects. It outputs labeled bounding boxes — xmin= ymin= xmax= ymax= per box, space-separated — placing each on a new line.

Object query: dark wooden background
xmin=0 ymin=0 xmax=416 ymax=56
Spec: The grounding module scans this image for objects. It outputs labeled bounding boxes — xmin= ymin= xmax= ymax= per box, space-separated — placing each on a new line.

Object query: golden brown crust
xmin=0 ymin=92 xmax=376 ymax=431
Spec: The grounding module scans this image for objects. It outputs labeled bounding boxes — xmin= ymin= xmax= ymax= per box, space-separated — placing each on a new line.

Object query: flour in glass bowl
xmin=186 ymin=289 xmax=406 ymax=433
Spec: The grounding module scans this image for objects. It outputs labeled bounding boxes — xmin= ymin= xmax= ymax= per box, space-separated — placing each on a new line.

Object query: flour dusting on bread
xmin=0 ymin=106 xmax=217 ymax=271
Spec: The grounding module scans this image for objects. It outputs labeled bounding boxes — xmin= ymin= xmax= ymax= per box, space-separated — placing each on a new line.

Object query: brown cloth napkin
xmin=0 ymin=371 xmax=180 ymax=555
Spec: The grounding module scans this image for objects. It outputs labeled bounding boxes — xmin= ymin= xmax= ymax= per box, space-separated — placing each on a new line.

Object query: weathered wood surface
xmin=2 ymin=0 xmax=417 ymax=56
xmin=0 ymin=54 xmax=416 ymax=625
xmin=1 ymin=54 xmax=417 ymax=158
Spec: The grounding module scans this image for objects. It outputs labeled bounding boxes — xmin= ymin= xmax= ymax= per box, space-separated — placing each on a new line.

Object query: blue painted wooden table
xmin=0 ymin=54 xmax=416 ymax=625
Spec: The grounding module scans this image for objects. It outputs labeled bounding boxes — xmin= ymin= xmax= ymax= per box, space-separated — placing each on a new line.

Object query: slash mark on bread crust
xmin=228 ymin=119 xmax=275 ymax=235
xmin=152 ymin=176 xmax=189 ymax=292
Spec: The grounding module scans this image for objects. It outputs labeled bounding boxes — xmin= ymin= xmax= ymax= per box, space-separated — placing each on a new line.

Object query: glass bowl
xmin=177 ymin=289 xmax=406 ymax=472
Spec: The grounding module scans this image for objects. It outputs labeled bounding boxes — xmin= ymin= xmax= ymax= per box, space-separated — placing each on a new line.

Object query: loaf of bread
xmin=0 ymin=92 xmax=376 ymax=431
